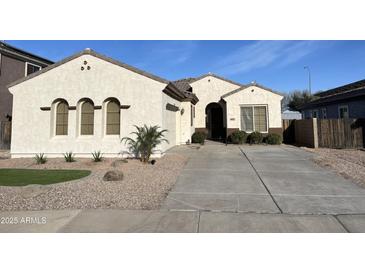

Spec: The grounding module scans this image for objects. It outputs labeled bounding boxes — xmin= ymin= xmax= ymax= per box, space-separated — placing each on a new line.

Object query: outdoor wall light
xmin=180 ymin=108 xmax=185 ymax=115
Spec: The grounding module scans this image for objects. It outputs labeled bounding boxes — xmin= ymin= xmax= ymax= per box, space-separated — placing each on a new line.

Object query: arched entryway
xmin=205 ymin=102 xmax=225 ymax=140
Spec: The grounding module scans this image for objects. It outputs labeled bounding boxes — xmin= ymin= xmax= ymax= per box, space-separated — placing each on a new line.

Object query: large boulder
xmin=103 ymin=170 xmax=124 ymax=181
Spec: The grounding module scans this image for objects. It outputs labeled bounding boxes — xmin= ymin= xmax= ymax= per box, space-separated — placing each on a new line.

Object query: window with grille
xmin=254 ymin=106 xmax=267 ymax=132
xmin=56 ymin=102 xmax=68 ymax=135
xmin=338 ymin=105 xmax=349 ymax=118
xmin=106 ymin=101 xmax=120 ymax=135
xmin=81 ymin=101 xmax=94 ymax=135
xmin=241 ymin=105 xmax=268 ymax=132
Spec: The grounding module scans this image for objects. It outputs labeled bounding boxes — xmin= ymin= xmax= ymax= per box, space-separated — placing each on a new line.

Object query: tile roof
xmin=8 ymin=48 xmax=200 ymax=105
xmin=172 ymin=79 xmax=193 ymax=92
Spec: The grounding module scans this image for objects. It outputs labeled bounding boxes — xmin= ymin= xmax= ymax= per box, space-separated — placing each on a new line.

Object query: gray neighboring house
xmin=0 ymin=41 xmax=53 ymax=122
xmin=282 ymin=109 xmax=302 ymax=120
xmin=299 ymin=79 xmax=365 ymax=119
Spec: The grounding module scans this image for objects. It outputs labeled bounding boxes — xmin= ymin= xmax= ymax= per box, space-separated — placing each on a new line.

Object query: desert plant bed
xmin=0 ymin=154 xmax=187 ymax=211
xmin=303 ymin=147 xmax=365 ymax=186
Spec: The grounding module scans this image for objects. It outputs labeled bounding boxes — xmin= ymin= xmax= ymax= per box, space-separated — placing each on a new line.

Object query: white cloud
xmin=215 ymin=41 xmax=325 ymax=75
xmin=149 ymin=41 xmax=198 ymax=65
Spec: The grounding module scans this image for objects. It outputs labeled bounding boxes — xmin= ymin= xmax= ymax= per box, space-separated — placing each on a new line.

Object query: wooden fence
xmin=282 ymin=118 xmax=365 ymax=149
xmin=317 ymin=118 xmax=365 ymax=148
xmin=0 ymin=121 xmax=11 ymax=150
xmin=282 ymin=119 xmax=296 ymax=144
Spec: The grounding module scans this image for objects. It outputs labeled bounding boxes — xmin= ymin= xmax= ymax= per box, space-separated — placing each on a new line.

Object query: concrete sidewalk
xmin=1 ymin=209 xmax=365 ymax=232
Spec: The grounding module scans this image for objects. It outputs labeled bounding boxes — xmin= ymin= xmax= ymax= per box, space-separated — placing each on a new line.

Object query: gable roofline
xmin=315 ymin=79 xmax=365 ymax=98
xmin=188 ymin=73 xmax=243 ymax=87
xmin=0 ymin=41 xmax=54 ymax=66
xmin=7 ymin=48 xmax=170 ymax=89
xmin=221 ymin=82 xmax=283 ymax=99
xmin=299 ymin=79 xmax=365 ymax=110
xmin=298 ymin=87 xmax=365 ymax=110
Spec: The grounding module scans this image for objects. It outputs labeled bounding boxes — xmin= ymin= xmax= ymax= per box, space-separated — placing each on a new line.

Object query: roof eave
xmin=0 ymin=41 xmax=54 ymax=65
xmin=189 ymin=73 xmax=243 ymax=87
xmin=7 ymin=49 xmax=170 ymax=89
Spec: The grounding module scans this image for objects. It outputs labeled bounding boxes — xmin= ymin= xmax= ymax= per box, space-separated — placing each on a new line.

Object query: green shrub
xmin=34 ymin=153 xmax=47 ymax=164
xmin=191 ymin=132 xmax=207 ymax=145
xmin=121 ymin=125 xmax=168 ymax=163
xmin=92 ymin=151 xmax=103 ymax=162
xmin=63 ymin=152 xmax=75 ymax=162
xmin=229 ymin=130 xmax=247 ymax=144
xmin=247 ymin=131 xmax=263 ymax=144
xmin=265 ymin=133 xmax=282 ymax=145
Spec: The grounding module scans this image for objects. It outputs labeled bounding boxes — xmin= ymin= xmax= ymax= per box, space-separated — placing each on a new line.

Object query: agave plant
xmin=91 ymin=151 xmax=103 ymax=162
xmin=34 ymin=153 xmax=47 ymax=164
xmin=121 ymin=125 xmax=168 ymax=163
xmin=63 ymin=151 xmax=75 ymax=162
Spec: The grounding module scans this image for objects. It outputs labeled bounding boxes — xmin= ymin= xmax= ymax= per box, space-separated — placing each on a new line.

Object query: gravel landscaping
xmin=0 ymin=153 xmax=187 ymax=211
xmin=304 ymin=147 xmax=365 ymax=186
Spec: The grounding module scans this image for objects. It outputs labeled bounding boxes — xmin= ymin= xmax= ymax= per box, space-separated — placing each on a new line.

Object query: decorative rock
xmin=103 ymin=170 xmax=124 ymax=181
xmin=20 ymin=185 xmax=51 ymax=199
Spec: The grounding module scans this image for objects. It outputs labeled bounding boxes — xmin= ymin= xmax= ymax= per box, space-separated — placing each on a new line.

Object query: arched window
xmin=106 ymin=100 xmax=120 ymax=135
xmin=56 ymin=101 xmax=69 ymax=135
xmin=80 ymin=101 xmax=94 ymax=135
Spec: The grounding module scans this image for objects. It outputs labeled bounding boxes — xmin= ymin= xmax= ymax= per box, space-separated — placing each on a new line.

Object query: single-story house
xmin=299 ymin=79 xmax=365 ymax=119
xmin=7 ymin=49 xmax=283 ymax=158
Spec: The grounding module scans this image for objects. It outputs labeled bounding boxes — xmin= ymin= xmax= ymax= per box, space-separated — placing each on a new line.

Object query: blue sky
xmin=5 ymin=40 xmax=365 ymax=93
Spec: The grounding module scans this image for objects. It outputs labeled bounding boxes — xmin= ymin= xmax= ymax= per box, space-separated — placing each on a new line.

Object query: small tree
xmin=121 ymin=125 xmax=168 ymax=163
xmin=287 ymin=90 xmax=317 ymax=111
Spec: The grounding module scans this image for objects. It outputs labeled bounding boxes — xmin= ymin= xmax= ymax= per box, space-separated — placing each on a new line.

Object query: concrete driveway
xmin=163 ymin=142 xmax=365 ymax=215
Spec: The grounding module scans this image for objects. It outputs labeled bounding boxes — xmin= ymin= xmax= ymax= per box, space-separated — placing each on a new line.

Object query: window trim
xmin=240 ymin=104 xmax=268 ymax=133
xmin=25 ymin=61 xmax=41 ymax=76
xmin=105 ymin=99 xmax=121 ymax=136
xmin=79 ymin=100 xmax=95 ymax=136
xmin=338 ymin=105 xmax=349 ymax=118
xmin=54 ymin=100 xmax=69 ymax=136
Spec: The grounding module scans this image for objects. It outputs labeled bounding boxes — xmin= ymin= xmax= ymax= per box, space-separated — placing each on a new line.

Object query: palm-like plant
xmin=121 ymin=125 xmax=168 ymax=163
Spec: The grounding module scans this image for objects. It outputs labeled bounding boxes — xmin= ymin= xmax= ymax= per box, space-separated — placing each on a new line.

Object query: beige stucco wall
xmin=224 ymin=85 xmax=283 ymax=130
xmin=190 ymin=75 xmax=240 ymax=129
xmin=179 ymin=101 xmax=195 ymax=144
xmin=9 ymin=54 xmax=177 ymax=158
xmin=161 ymin=92 xmax=181 ymax=151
